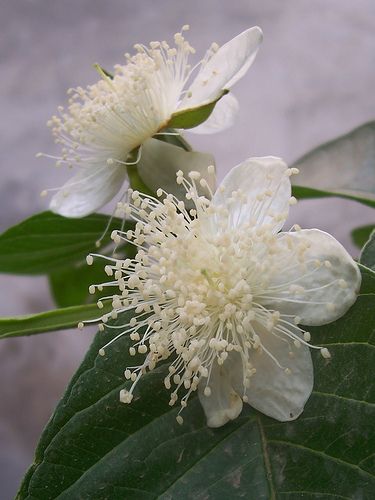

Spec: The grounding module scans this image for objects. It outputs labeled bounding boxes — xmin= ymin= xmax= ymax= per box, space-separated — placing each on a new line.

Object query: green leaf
xmin=292 ymin=185 xmax=375 ymax=208
xmin=49 ymin=246 xmax=136 ymax=308
xmin=360 ymin=229 xmax=375 ymax=271
xmin=127 ymin=164 xmax=156 ymax=197
xmin=49 ymin=260 xmax=106 ymax=308
xmin=358 ymin=263 xmax=375 ymax=295
xmin=292 ymin=121 xmax=375 ymax=208
xmin=352 ymin=225 xmax=375 ymax=249
xmin=166 ymin=90 xmax=228 ymax=129
xmin=0 ymin=303 xmax=109 ymax=340
xmin=155 ymin=128 xmax=192 ymax=152
xmin=0 ymin=211 xmax=127 ymax=275
xmin=18 ymin=267 xmax=375 ymax=499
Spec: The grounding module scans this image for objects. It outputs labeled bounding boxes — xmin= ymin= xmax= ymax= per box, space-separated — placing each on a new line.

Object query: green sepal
xmin=93 ymin=63 xmax=114 ymax=80
xmin=166 ymin=89 xmax=229 ymax=129
xmin=154 ymin=128 xmax=192 ymax=152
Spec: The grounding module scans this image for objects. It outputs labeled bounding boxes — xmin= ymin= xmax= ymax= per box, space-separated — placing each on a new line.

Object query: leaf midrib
xmin=156 ymin=417 xmax=256 ymax=499
xmin=257 ymin=415 xmax=276 ymax=500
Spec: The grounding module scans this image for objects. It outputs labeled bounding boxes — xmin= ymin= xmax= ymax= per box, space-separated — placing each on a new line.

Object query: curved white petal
xmin=245 ymin=325 xmax=314 ymax=421
xmin=188 ymin=94 xmax=239 ymax=135
xmin=212 ymin=156 xmax=291 ymax=232
xmin=263 ymin=229 xmax=361 ymax=325
xmin=198 ymin=358 xmax=243 ymax=428
xmin=137 ymin=138 xmax=216 ymax=197
xmin=182 ymin=26 xmax=263 ymax=108
xmin=50 ymin=164 xmax=127 ymax=217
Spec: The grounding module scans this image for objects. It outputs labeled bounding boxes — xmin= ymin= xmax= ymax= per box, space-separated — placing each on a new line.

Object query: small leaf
xmin=166 ymin=90 xmax=228 ymax=129
xmin=49 ymin=246 xmax=136 ymax=308
xmin=351 ymin=224 xmax=375 ymax=249
xmin=49 ymin=260 xmax=106 ymax=308
xmin=0 ymin=211 xmax=127 ymax=275
xmin=360 ymin=229 xmax=375 ymax=271
xmin=292 ymin=121 xmax=375 ymax=208
xmin=0 ymin=303 xmax=109 ymax=340
xmin=18 ymin=266 xmax=375 ymax=499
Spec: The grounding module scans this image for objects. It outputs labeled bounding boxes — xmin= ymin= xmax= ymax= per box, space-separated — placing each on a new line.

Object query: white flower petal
xmin=137 ymin=138 xmax=216 ymax=197
xmin=188 ymin=93 xmax=239 ymax=135
xmin=245 ymin=326 xmax=314 ymax=421
xmin=198 ymin=358 xmax=243 ymax=428
xmin=50 ymin=164 xmax=127 ymax=217
xmin=212 ymin=156 xmax=291 ymax=232
xmin=182 ymin=26 xmax=263 ymax=108
xmin=263 ymin=229 xmax=361 ymax=325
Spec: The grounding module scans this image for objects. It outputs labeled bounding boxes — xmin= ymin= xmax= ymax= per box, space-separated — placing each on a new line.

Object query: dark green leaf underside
xmin=18 ymin=259 xmax=375 ymax=499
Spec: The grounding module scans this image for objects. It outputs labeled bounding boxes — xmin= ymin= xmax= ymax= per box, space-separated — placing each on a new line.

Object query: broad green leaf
xmin=18 ymin=266 xmax=375 ymax=499
xmin=358 ymin=263 xmax=375 ymax=295
xmin=166 ymin=90 xmax=229 ymax=129
xmin=352 ymin=224 xmax=375 ymax=249
xmin=360 ymin=230 xmax=375 ymax=271
xmin=0 ymin=211 xmax=127 ymax=275
xmin=0 ymin=303 xmax=109 ymax=340
xmin=292 ymin=121 xmax=375 ymax=208
xmin=49 ymin=260 xmax=106 ymax=308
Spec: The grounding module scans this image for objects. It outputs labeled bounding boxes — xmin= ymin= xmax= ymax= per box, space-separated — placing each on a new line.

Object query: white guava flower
xmin=86 ymin=157 xmax=361 ymax=427
xmin=40 ymin=25 xmax=262 ymax=217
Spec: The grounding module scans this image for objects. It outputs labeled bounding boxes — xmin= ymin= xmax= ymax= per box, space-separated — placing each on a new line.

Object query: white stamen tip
xmin=321 ymin=347 xmax=331 ymax=359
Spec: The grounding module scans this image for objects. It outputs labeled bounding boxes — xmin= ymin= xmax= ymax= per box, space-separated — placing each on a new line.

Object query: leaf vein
xmin=269 ymin=440 xmax=374 ymax=481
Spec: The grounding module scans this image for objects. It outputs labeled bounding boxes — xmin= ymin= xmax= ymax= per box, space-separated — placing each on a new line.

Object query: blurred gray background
xmin=1 ymin=0 xmax=374 ymax=497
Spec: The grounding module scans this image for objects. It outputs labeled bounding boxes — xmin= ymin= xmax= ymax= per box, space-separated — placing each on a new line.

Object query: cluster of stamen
xmin=84 ymin=166 xmax=339 ymax=424
xmin=37 ymin=25 xmax=220 ymax=190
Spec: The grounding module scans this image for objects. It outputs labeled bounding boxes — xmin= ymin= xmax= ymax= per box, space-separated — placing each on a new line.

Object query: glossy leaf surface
xmin=18 ymin=258 xmax=375 ymax=499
